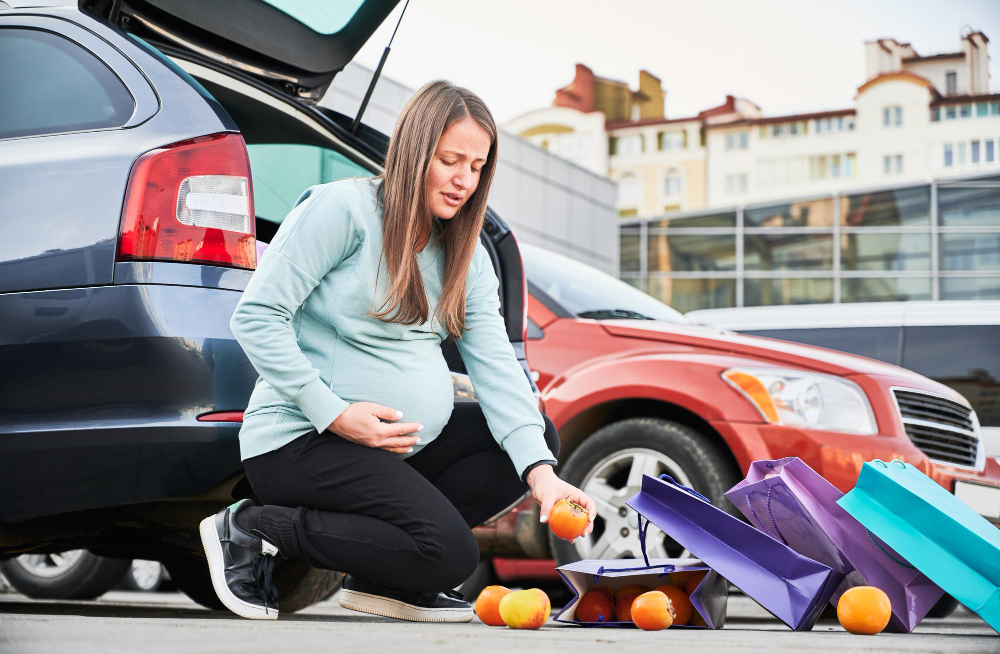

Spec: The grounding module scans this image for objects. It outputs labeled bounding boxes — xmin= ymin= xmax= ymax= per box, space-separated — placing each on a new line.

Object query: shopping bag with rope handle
xmin=726 ymin=457 xmax=943 ymax=632
xmin=838 ymin=459 xmax=1000 ymax=633
xmin=627 ymin=472 xmax=844 ymax=630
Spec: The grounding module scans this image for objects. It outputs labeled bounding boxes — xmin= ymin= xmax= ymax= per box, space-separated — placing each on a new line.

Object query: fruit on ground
xmin=668 ymin=571 xmax=694 ymax=588
xmin=837 ymin=586 xmax=891 ymax=635
xmin=684 ymin=571 xmax=708 ymax=595
xmin=576 ymin=589 xmax=614 ymax=623
xmin=548 ymin=499 xmax=589 ymax=541
xmin=498 ymin=588 xmax=551 ymax=629
xmin=653 ymin=584 xmax=692 ymax=625
xmin=615 ymin=590 xmax=645 ymax=622
xmin=614 ymin=584 xmax=650 ymax=605
xmin=475 ymin=585 xmax=512 ymax=626
xmin=631 ymin=591 xmax=675 ymax=631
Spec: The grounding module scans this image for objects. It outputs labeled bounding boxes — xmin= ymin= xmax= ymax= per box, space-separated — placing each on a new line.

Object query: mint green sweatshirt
xmin=230 ymin=177 xmax=556 ymax=479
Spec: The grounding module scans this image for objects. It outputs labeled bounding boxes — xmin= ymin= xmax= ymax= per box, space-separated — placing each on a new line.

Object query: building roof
xmin=704 ymin=108 xmax=855 ymax=130
xmin=605 ymin=115 xmax=700 ymax=130
xmin=856 ymin=70 xmax=937 ymax=96
xmin=930 ymin=93 xmax=1000 ymax=107
xmin=902 ymin=52 xmax=964 ymax=64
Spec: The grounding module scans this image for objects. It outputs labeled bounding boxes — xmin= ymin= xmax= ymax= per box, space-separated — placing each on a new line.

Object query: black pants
xmin=241 ymin=402 xmax=561 ymax=592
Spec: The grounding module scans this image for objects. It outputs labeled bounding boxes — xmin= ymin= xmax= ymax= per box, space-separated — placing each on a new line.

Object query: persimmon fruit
xmin=631 ymin=591 xmax=675 ymax=631
xmin=684 ymin=570 xmax=708 ymax=595
xmin=614 ymin=584 xmax=650 ymax=605
xmin=653 ymin=584 xmax=692 ymax=625
xmin=576 ymin=589 xmax=614 ymax=623
xmin=837 ymin=586 xmax=891 ymax=635
xmin=475 ymin=585 xmax=512 ymax=626
xmin=548 ymin=499 xmax=589 ymax=540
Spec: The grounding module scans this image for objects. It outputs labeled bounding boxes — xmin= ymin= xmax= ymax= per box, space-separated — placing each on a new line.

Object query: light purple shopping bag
xmin=627 ymin=473 xmax=844 ymax=631
xmin=554 ymin=558 xmax=727 ymax=628
xmin=726 ymin=457 xmax=944 ymax=632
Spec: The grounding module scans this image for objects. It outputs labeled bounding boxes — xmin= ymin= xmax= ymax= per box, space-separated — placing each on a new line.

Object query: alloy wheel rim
xmin=13 ymin=550 xmax=86 ymax=578
xmin=573 ymin=448 xmax=693 ymax=561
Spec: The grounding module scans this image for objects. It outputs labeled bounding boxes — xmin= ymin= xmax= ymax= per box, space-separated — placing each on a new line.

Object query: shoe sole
xmin=199 ymin=515 xmax=278 ymax=620
xmin=339 ymin=589 xmax=473 ymax=623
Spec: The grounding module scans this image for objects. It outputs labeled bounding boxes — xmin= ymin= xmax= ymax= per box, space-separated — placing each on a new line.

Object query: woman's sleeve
xmin=229 ymin=183 xmax=357 ymax=433
xmin=455 ymin=242 xmax=558 ymax=480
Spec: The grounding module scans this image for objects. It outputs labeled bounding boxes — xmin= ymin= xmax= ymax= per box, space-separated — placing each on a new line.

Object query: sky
xmin=352 ymin=0 xmax=1000 ymax=126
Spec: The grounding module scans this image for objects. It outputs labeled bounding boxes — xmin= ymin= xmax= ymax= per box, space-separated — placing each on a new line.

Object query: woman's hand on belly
xmin=325 ymin=402 xmax=424 ymax=453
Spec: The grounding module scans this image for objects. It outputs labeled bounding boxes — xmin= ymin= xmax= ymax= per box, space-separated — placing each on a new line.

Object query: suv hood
xmin=117 ymin=0 xmax=400 ymax=102
xmin=602 ymin=319 xmax=929 ymax=382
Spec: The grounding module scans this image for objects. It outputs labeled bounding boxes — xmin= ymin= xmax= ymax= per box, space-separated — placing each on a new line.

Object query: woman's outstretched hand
xmin=525 ymin=464 xmax=597 ymax=543
xmin=326 ymin=402 xmax=423 ymax=453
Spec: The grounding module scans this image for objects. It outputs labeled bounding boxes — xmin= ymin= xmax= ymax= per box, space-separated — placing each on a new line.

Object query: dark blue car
xmin=0 ymin=0 xmax=536 ymax=611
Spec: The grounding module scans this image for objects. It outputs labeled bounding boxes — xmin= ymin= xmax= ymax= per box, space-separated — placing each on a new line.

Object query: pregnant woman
xmin=200 ymin=80 xmax=596 ymax=622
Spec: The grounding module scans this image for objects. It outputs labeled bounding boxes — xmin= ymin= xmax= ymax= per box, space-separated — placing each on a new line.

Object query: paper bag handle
xmin=744 ymin=486 xmax=788 ymax=545
xmin=592 ymin=513 xmax=676 ymax=583
xmin=658 ymin=473 xmax=712 ymax=504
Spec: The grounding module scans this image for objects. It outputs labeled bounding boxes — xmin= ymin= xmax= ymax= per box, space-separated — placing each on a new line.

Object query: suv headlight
xmin=722 ymin=367 xmax=877 ymax=435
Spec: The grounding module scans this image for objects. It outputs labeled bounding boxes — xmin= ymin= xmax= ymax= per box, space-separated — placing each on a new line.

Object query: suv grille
xmin=893 ymin=389 xmax=979 ymax=468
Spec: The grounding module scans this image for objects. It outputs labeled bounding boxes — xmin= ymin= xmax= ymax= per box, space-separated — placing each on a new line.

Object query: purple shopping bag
xmin=554 ymin=558 xmax=727 ymax=628
xmin=627 ymin=473 xmax=844 ymax=631
xmin=726 ymin=457 xmax=944 ymax=632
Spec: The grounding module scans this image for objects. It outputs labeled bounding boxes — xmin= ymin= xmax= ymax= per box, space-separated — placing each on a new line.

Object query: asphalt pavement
xmin=0 ymin=589 xmax=996 ymax=654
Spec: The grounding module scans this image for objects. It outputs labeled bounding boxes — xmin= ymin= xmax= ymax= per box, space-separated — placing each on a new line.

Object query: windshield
xmin=520 ymin=243 xmax=687 ymax=323
xmin=261 ymin=0 xmax=367 ymax=34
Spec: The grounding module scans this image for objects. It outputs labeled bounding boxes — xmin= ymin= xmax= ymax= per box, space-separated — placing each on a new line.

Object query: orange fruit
xmin=667 ymin=571 xmax=694 ymax=589
xmin=684 ymin=570 xmax=708 ymax=595
xmin=614 ymin=590 xmax=643 ymax=622
xmin=653 ymin=584 xmax=693 ymax=625
xmin=475 ymin=585 xmax=512 ymax=626
xmin=631 ymin=591 xmax=675 ymax=631
xmin=837 ymin=586 xmax=891 ymax=635
xmin=614 ymin=584 xmax=650 ymax=605
xmin=593 ymin=587 xmax=614 ymax=605
xmin=548 ymin=499 xmax=589 ymax=540
xmin=576 ymin=589 xmax=614 ymax=623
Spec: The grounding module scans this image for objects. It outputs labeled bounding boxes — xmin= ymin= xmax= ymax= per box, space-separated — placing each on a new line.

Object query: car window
xmin=520 ymin=243 xmax=687 ymax=323
xmin=247 ymin=143 xmax=372 ymax=224
xmin=742 ymin=327 xmax=902 ymax=366
xmin=0 ymin=28 xmax=134 ymax=140
xmin=902 ymin=325 xmax=1000 ymax=428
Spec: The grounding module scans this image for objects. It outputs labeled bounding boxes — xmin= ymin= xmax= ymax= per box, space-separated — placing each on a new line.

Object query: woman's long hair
xmin=364 ymin=80 xmax=498 ymax=340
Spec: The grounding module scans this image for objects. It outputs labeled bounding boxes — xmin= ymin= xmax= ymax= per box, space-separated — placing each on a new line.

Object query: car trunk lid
xmin=115 ymin=0 xmax=400 ymax=102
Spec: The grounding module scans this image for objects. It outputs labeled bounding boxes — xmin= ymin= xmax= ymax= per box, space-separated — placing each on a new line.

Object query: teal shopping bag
xmin=838 ymin=459 xmax=1000 ymax=633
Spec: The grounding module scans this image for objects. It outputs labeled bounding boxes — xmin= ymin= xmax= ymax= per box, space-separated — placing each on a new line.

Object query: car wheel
xmin=118 ymin=559 xmax=165 ymax=592
xmin=0 ymin=550 xmax=132 ymax=600
xmin=549 ymin=417 xmax=739 ymax=566
xmin=925 ymin=593 xmax=960 ymax=618
xmin=163 ymin=554 xmax=344 ymax=613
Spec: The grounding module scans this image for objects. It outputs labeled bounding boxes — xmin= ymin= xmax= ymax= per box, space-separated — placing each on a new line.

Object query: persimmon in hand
xmin=547 ymin=499 xmax=589 ymax=541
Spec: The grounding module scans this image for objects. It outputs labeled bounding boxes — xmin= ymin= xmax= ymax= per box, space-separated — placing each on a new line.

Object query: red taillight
xmin=196 ymin=410 xmax=244 ymax=422
xmin=117 ymin=133 xmax=256 ymax=270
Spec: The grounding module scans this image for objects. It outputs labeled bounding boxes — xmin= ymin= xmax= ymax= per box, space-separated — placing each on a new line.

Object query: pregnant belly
xmin=331 ymin=358 xmax=455 ymax=446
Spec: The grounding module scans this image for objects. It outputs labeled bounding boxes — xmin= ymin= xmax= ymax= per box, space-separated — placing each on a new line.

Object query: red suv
xmin=470 ymin=243 xmax=1000 ymax=589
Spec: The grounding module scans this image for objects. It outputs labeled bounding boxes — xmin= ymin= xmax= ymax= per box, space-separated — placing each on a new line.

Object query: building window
xmin=972 ymin=140 xmax=981 ymax=164
xmin=960 ymin=104 xmax=972 ymax=119
xmin=659 ymin=130 xmax=686 ymax=151
xmin=883 ymin=154 xmax=903 ymax=176
xmin=789 ymin=122 xmax=799 ymax=136
xmin=772 ymin=124 xmax=784 ymax=138
xmin=832 ymin=154 xmax=842 ymax=178
xmin=945 ymin=106 xmax=957 ymax=120
xmin=664 ymin=169 xmax=682 ymax=197
xmin=608 ymin=136 xmax=618 ymax=156
xmin=846 ymin=153 xmax=856 ymax=177
xmin=987 ymin=140 xmax=995 ymax=163
xmin=992 ymin=102 xmax=1000 ymax=116
xmin=944 ymin=143 xmax=954 ymax=167
xmin=958 ymin=143 xmax=967 ymax=165
xmin=883 ymin=106 xmax=902 ymax=127
xmin=617 ymin=134 xmax=644 ymax=156
xmin=976 ymin=103 xmax=989 ymax=117
xmin=930 ymin=107 xmax=940 ymax=122
xmin=945 ymin=71 xmax=957 ymax=95
xmin=618 ymin=173 xmax=640 ymax=210
xmin=724 ymin=173 xmax=748 ymax=196
xmin=725 ymin=131 xmax=749 ymax=150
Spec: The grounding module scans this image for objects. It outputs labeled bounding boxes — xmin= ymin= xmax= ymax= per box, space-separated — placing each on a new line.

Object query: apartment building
xmin=504 ymin=30 xmax=999 ymax=215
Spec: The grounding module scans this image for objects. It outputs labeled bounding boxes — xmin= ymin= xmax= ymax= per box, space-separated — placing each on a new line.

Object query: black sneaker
xmin=199 ymin=498 xmax=279 ymax=620
xmin=339 ymin=575 xmax=473 ymax=623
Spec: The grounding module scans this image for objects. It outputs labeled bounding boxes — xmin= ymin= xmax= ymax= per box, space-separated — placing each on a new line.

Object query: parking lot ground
xmin=1 ymin=590 xmax=996 ymax=653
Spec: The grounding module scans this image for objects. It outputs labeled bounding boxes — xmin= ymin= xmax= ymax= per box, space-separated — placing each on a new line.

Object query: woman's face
xmin=424 ymin=117 xmax=491 ymax=220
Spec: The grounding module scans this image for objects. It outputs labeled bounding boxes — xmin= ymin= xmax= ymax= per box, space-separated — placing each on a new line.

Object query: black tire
xmin=550 ymin=417 xmax=739 ymax=567
xmin=925 ymin=593 xmax=960 ymax=618
xmin=0 ymin=551 xmax=132 ymax=600
xmin=163 ymin=553 xmax=344 ymax=613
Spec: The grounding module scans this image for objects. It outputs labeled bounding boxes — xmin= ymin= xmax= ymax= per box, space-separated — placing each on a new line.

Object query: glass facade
xmin=620 ymin=175 xmax=1000 ymax=311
